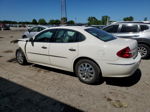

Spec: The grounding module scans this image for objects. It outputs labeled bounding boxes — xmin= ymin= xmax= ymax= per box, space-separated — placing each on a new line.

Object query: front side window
xmin=85 ymin=28 xmax=116 ymax=42
xmin=120 ymin=24 xmax=138 ymax=33
xmin=54 ymin=29 xmax=79 ymax=43
xmin=103 ymin=25 xmax=119 ymax=33
xmin=34 ymin=30 xmax=55 ymax=42
xmin=140 ymin=25 xmax=149 ymax=31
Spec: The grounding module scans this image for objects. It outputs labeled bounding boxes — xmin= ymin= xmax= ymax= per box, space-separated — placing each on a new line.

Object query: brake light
xmin=117 ymin=47 xmax=133 ymax=58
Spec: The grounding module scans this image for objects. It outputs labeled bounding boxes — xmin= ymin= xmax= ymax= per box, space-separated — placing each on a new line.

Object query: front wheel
xmin=138 ymin=44 xmax=150 ymax=59
xmin=16 ymin=49 xmax=27 ymax=65
xmin=75 ymin=59 xmax=101 ymax=84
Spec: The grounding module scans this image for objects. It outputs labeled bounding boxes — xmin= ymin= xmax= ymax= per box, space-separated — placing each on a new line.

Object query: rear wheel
xmin=75 ymin=59 xmax=101 ymax=84
xmin=16 ymin=49 xmax=27 ymax=65
xmin=138 ymin=44 xmax=150 ymax=59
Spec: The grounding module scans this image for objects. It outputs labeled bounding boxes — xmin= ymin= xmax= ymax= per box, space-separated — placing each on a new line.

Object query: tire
xmin=22 ymin=35 xmax=27 ymax=38
xmin=138 ymin=44 xmax=150 ymax=59
xmin=16 ymin=49 xmax=27 ymax=65
xmin=75 ymin=59 xmax=101 ymax=84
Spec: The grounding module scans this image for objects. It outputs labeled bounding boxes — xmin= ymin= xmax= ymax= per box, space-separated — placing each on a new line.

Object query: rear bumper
xmin=100 ymin=53 xmax=141 ymax=77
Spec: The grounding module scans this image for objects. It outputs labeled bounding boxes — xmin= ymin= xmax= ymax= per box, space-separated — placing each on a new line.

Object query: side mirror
xmin=29 ymin=38 xmax=34 ymax=46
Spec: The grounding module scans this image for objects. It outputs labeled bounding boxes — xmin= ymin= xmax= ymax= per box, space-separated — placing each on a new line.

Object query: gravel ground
xmin=0 ymin=29 xmax=150 ymax=112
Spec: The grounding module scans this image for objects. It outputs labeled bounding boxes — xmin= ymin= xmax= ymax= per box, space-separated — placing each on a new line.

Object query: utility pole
xmin=61 ymin=0 xmax=67 ymax=24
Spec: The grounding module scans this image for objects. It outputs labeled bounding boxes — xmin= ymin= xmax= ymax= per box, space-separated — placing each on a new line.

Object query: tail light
xmin=117 ymin=47 xmax=133 ymax=58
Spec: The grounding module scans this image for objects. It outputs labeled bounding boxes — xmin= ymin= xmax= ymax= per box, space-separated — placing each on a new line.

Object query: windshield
xmin=85 ymin=28 xmax=116 ymax=42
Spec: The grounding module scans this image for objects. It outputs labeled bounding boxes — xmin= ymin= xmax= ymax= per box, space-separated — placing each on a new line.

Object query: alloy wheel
xmin=138 ymin=46 xmax=147 ymax=58
xmin=78 ymin=63 xmax=95 ymax=82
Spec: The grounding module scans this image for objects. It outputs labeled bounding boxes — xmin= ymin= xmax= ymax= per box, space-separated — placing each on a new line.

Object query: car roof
xmin=37 ymin=25 xmax=49 ymax=28
xmin=111 ymin=21 xmax=150 ymax=25
xmin=47 ymin=26 xmax=92 ymax=31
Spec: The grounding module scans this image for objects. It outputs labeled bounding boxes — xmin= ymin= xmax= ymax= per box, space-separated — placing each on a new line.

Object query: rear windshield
xmin=85 ymin=28 xmax=116 ymax=42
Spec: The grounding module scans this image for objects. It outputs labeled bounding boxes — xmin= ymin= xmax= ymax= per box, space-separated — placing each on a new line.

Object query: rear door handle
xmin=41 ymin=46 xmax=47 ymax=49
xmin=69 ymin=48 xmax=76 ymax=51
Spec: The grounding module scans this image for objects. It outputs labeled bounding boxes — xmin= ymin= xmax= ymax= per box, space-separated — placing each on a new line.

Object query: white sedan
xmin=16 ymin=26 xmax=141 ymax=84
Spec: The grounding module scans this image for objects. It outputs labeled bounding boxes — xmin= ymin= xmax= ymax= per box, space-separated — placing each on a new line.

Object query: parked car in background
xmin=26 ymin=25 xmax=36 ymax=29
xmin=16 ymin=26 xmax=141 ymax=84
xmin=103 ymin=22 xmax=150 ymax=59
xmin=22 ymin=25 xmax=49 ymax=38
xmin=0 ymin=24 xmax=10 ymax=30
xmin=91 ymin=25 xmax=106 ymax=29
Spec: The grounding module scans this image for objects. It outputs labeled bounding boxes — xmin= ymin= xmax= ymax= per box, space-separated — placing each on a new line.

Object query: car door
xmin=26 ymin=29 xmax=55 ymax=64
xmin=49 ymin=29 xmax=80 ymax=70
xmin=115 ymin=24 xmax=140 ymax=38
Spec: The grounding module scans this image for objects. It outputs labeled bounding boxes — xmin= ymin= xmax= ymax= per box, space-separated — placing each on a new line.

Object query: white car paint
xmin=18 ymin=26 xmax=141 ymax=78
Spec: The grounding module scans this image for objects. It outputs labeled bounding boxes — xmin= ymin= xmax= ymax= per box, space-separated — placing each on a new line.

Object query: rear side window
xmin=103 ymin=25 xmax=119 ymax=33
xmin=140 ymin=25 xmax=149 ymax=31
xmin=54 ymin=29 xmax=79 ymax=43
xmin=85 ymin=28 xmax=116 ymax=42
xmin=76 ymin=32 xmax=85 ymax=42
xmin=120 ymin=25 xmax=138 ymax=33
xmin=54 ymin=29 xmax=85 ymax=43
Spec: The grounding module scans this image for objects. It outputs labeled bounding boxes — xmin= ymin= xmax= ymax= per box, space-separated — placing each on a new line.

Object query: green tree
xmin=97 ymin=20 xmax=102 ymax=25
xmin=144 ymin=17 xmax=148 ymax=21
xmin=18 ymin=21 xmax=31 ymax=24
xmin=88 ymin=17 xmax=100 ymax=25
xmin=101 ymin=16 xmax=110 ymax=25
xmin=49 ymin=20 xmax=61 ymax=25
xmin=38 ymin=18 xmax=47 ymax=25
xmin=49 ymin=20 xmax=55 ymax=25
xmin=55 ymin=20 xmax=61 ymax=25
xmin=67 ymin=20 xmax=75 ymax=25
xmin=123 ymin=16 xmax=134 ymax=21
xmin=61 ymin=17 xmax=67 ymax=24
xmin=0 ymin=20 xmax=18 ymax=24
xmin=32 ymin=19 xmax=38 ymax=24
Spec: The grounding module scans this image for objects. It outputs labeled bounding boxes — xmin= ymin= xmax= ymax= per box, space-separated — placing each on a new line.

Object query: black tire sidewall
xmin=75 ymin=59 xmax=101 ymax=84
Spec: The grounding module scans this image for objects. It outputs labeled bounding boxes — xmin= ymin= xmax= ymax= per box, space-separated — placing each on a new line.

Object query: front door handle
xmin=41 ymin=46 xmax=47 ymax=49
xmin=69 ymin=48 xmax=76 ymax=51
